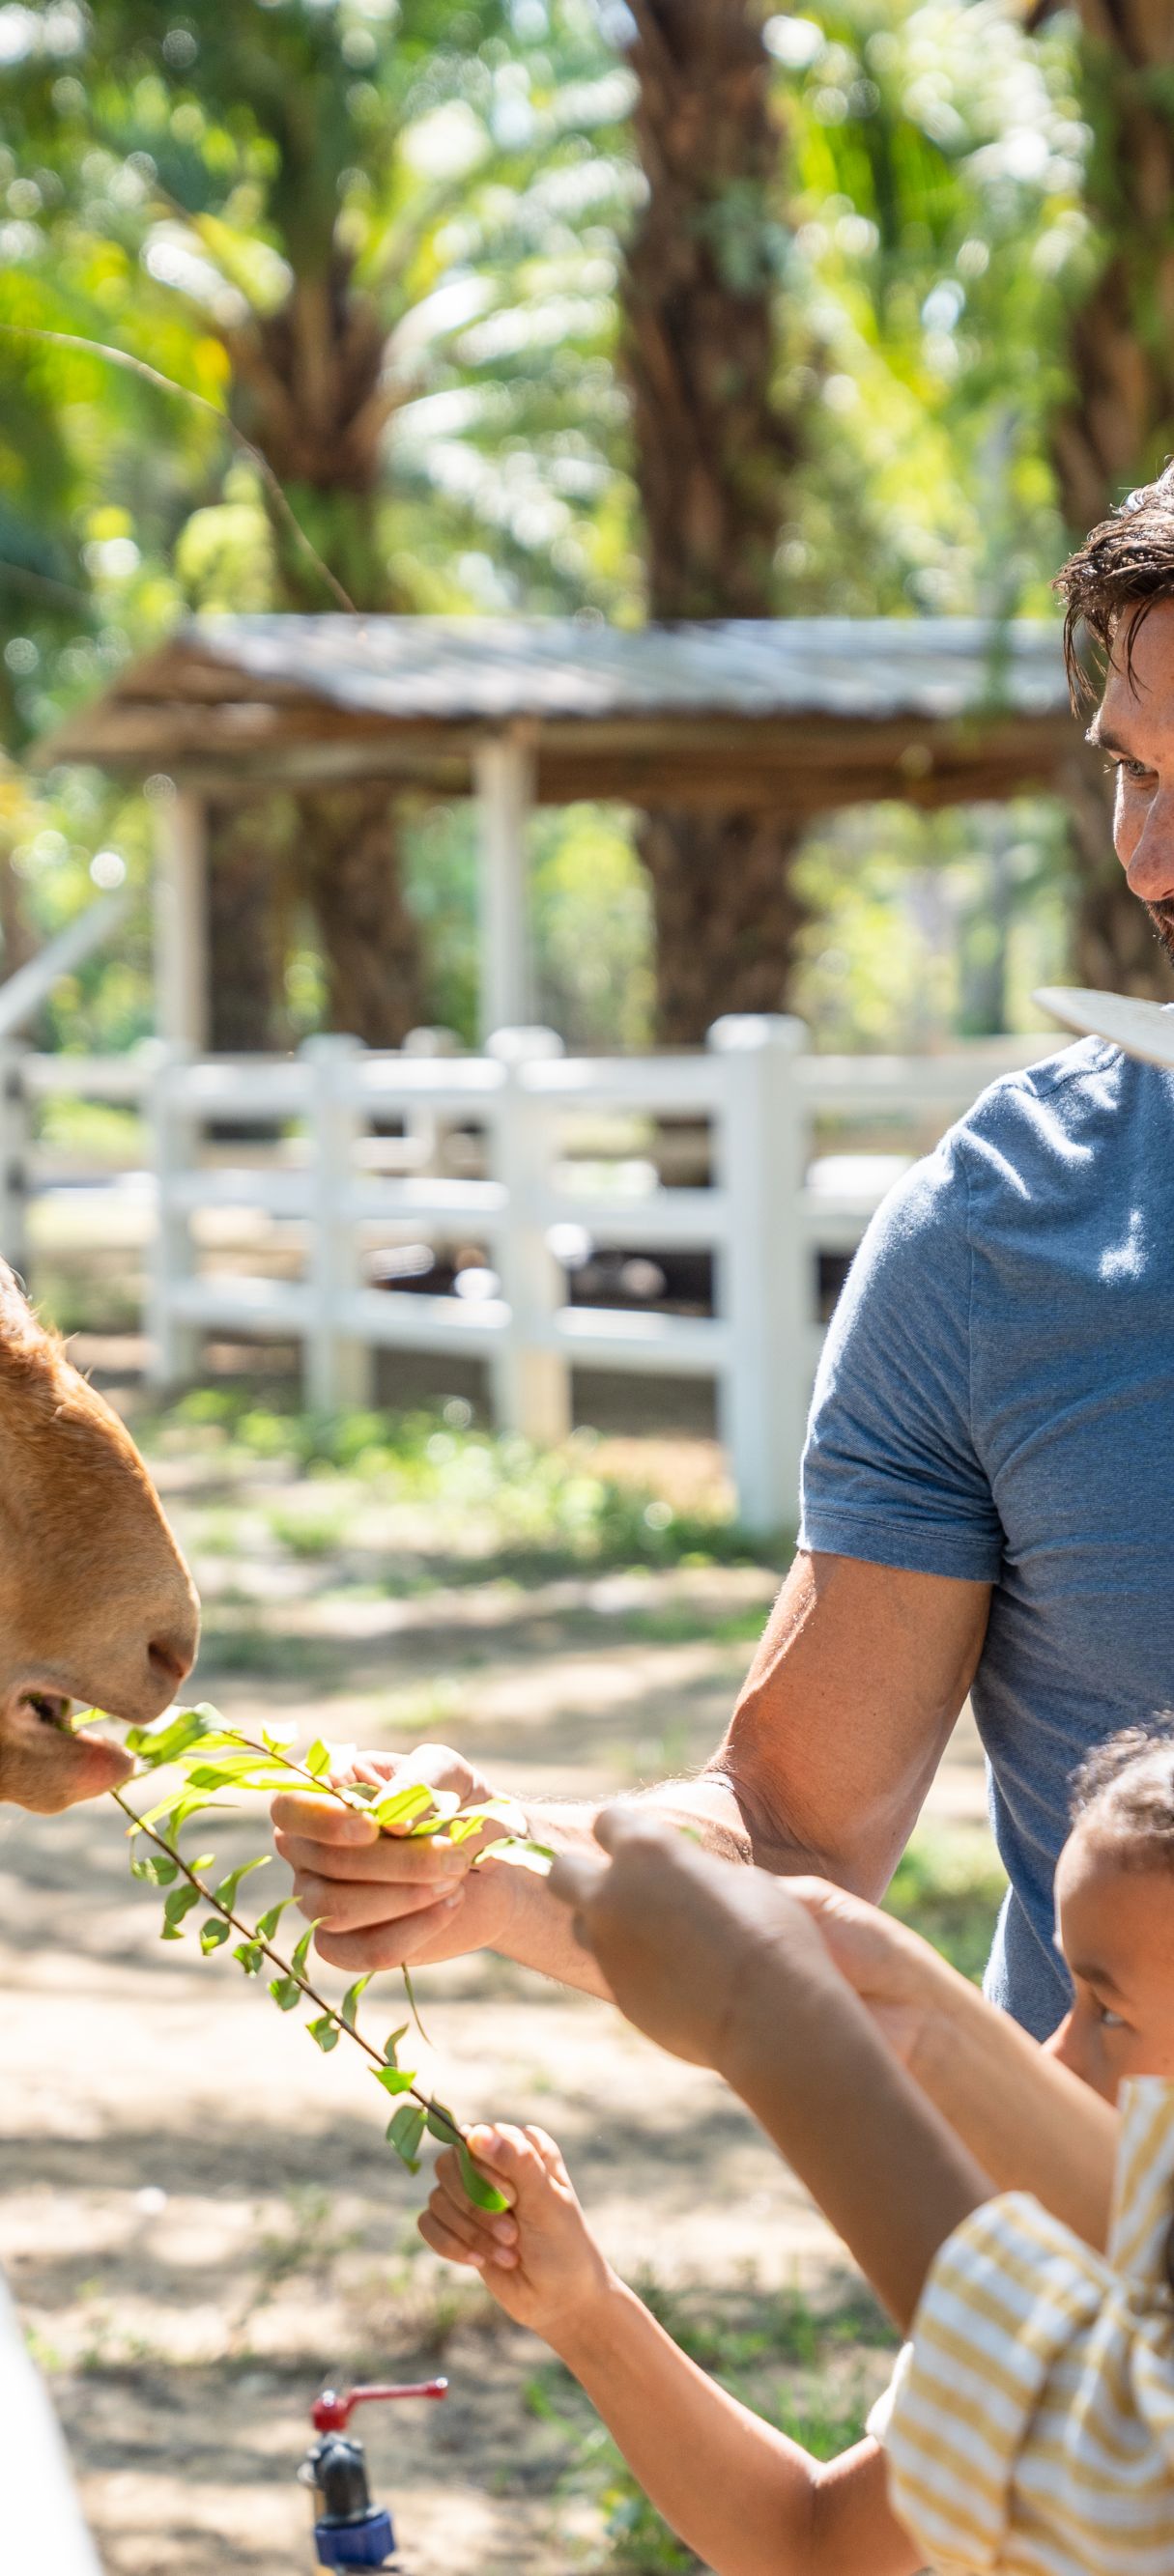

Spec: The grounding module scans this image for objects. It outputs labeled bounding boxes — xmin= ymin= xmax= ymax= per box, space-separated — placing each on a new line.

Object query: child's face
xmin=1048 ymin=1822 xmax=1174 ymax=2100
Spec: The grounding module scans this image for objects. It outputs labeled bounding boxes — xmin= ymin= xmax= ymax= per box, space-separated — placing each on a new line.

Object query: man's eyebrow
xmin=1085 ymin=718 xmax=1145 ymax=759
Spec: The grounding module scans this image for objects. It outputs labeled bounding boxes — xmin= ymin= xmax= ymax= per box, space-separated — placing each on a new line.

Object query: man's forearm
xmin=492 ymin=1772 xmax=766 ymax=1992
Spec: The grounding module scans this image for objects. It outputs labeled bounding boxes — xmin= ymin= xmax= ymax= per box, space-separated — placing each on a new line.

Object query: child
xmin=420 ymin=1727 xmax=1174 ymax=2575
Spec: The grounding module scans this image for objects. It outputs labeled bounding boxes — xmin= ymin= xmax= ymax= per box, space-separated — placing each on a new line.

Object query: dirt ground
xmin=0 ymin=1406 xmax=993 ymax=2576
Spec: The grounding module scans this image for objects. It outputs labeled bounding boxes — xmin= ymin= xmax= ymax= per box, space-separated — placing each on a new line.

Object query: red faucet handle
xmin=311 ymin=2380 xmax=448 ymax=2433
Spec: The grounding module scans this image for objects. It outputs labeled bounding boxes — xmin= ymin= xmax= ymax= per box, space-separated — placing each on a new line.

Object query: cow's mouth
xmin=27 ymin=1691 xmax=72 ymax=1731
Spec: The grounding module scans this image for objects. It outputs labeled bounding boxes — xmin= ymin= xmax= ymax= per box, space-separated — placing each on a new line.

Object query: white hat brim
xmin=1034 ymin=985 xmax=1174 ymax=1070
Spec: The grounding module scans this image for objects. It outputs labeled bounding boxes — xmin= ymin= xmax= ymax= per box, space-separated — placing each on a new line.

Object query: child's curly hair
xmin=1069 ymin=1723 xmax=1174 ymax=1864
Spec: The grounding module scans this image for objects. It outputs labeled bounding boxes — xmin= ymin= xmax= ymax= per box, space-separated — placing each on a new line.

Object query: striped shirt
xmin=884 ymin=2077 xmax=1174 ymax=2573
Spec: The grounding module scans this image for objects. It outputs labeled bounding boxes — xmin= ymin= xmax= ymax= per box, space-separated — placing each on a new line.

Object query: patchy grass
xmin=141 ymin=1390 xmax=771 ymax=1583
xmin=885 ymin=1822 xmax=1008 ymax=1985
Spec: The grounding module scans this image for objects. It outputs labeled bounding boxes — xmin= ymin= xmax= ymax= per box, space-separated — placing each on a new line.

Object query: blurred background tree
xmin=2 ymin=0 xmax=1172 ymax=1059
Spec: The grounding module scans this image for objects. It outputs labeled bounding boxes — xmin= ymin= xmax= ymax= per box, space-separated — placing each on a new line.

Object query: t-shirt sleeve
xmin=799 ymin=1129 xmax=1004 ymax=1581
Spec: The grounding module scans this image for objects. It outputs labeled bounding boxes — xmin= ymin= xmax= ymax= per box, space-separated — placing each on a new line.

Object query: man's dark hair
xmin=1055 ymin=462 xmax=1174 ymax=709
xmin=1069 ymin=1720 xmax=1174 ymax=1868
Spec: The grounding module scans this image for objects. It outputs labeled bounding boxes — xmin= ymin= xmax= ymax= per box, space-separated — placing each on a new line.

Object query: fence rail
xmin=0 ymin=1017 xmax=1055 ymax=1533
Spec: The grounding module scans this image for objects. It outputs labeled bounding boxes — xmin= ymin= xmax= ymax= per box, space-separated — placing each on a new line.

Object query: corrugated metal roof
xmin=176 ymin=613 xmax=1069 ymax=723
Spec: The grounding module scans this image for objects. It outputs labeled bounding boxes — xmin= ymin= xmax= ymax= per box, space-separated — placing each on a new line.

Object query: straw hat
xmin=1035 ymin=987 xmax=1174 ymax=1069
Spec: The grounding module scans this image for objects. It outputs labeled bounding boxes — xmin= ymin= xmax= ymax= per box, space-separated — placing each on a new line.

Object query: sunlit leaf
xmin=304 ymin=1739 xmax=330 ymax=1777
xmin=307 ymin=2013 xmax=340 ymax=2052
xmin=387 ymin=2102 xmax=425 ymax=2170
xmin=373 ymin=2064 xmax=415 ymax=2096
xmin=212 ymin=1855 xmax=271 ymax=1914
xmin=255 ymin=1898 xmax=294 ymax=1941
xmin=341 ymin=1975 xmax=370 ymax=2028
xmin=233 ymin=1939 xmax=264 ymax=1975
xmin=269 ymin=1973 xmax=301 ymax=2011
xmin=200 ymin=1916 xmax=232 ymax=1954
xmin=458 ymin=2140 xmax=509 ymax=2214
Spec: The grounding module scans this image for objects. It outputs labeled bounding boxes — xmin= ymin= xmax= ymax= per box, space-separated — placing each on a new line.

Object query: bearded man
xmin=273 ymin=468 xmax=1174 ymax=2045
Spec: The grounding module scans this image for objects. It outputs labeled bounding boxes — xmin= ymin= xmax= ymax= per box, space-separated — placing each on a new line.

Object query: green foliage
xmin=110 ymin=1696 xmax=548 ymax=2201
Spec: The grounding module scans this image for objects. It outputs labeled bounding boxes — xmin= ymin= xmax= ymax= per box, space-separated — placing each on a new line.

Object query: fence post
xmin=0 ymin=1043 xmax=29 ymax=1285
xmin=402 ymin=1024 xmax=460 ymax=1176
xmin=487 ymin=1027 xmax=570 ymax=1447
xmin=146 ymin=1039 xmax=200 ymax=1386
xmin=303 ymin=1033 xmax=373 ymax=1415
xmin=707 ymin=1014 xmax=810 ymax=1538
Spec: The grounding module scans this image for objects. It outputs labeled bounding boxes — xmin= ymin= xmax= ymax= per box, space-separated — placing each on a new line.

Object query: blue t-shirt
xmin=799 ymin=1033 xmax=1174 ymax=2040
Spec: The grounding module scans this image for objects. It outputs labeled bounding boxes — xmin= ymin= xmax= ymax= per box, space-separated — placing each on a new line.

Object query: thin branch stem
xmin=0 ymin=325 xmax=356 ymax=613
xmin=108 ymin=1786 xmax=464 ymax=2147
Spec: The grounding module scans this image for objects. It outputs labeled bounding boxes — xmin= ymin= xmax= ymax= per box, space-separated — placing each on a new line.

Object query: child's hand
xmin=417 ymin=2123 xmax=612 ymax=2338
xmin=549 ymin=1807 xmax=838 ymax=2076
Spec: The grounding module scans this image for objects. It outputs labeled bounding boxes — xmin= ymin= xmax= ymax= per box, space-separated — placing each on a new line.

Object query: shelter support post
xmin=154 ymin=789 xmax=209 ymax=1051
xmin=489 ymin=1027 xmax=571 ymax=1449
xmin=709 ymin=1015 xmax=811 ymax=1537
xmin=473 ymin=736 xmax=534 ymax=1042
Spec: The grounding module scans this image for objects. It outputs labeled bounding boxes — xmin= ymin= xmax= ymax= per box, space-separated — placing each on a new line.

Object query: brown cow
xmin=0 ymin=1263 xmax=198 ymax=1814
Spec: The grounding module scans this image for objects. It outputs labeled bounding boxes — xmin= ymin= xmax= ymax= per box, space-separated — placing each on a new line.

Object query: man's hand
xmin=419 ymin=2124 xmax=612 ymax=2339
xmin=0 ymin=1707 xmax=134 ymax=1815
xmin=271 ymin=1744 xmax=518 ymax=1971
xmin=549 ymin=1806 xmax=836 ymax=2075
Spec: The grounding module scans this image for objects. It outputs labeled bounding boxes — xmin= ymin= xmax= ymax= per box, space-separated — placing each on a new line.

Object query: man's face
xmin=1089 ymin=597 xmax=1174 ymax=959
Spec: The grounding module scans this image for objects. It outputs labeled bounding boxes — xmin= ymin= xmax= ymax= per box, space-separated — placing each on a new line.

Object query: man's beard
xmin=1149 ymin=901 xmax=1174 ymax=963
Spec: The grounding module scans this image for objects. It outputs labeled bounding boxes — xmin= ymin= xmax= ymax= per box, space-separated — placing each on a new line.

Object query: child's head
xmin=1049 ymin=1724 xmax=1174 ymax=2099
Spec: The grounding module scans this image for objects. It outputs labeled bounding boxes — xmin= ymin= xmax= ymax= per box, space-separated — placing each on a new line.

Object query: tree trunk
xmin=207 ymin=800 xmax=286 ymax=1053
xmin=643 ymin=808 xmax=806 ymax=1045
xmin=620 ymin=0 xmax=802 ymax=1033
xmin=297 ymin=784 xmax=424 ymax=1046
xmin=1038 ymin=1 xmax=1174 ymax=997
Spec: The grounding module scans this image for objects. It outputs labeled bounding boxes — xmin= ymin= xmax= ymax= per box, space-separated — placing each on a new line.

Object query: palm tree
xmin=1030 ymin=0 xmax=1174 ymax=996
xmin=618 ymin=0 xmax=802 ymax=1044
xmin=56 ymin=0 xmax=630 ymax=1046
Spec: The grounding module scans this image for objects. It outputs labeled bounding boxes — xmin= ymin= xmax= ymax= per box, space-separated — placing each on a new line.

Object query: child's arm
xmin=419 ymin=2124 xmax=921 ymax=2576
xmin=550 ymin=1811 xmax=992 ymax=2331
xmin=788 ymin=1879 xmax=1117 ymax=2248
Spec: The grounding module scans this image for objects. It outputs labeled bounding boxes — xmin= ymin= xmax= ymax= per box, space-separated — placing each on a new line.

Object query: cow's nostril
xmin=148 ymin=1636 xmax=192 ymax=1687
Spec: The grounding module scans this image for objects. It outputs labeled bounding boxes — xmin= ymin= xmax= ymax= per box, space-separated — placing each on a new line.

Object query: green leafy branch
xmin=100 ymin=1704 xmax=555 ymax=2210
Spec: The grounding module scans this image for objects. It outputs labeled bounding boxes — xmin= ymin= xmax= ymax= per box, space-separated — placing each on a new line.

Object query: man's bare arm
xmin=272 ymin=1550 xmax=990 ymax=1985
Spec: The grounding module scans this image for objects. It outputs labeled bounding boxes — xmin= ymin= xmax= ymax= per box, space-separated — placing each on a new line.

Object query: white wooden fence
xmin=0 ymin=1016 xmax=1053 ymax=1534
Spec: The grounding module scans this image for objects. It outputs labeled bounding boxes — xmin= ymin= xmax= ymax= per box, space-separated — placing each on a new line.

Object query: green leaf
xmin=424 ymin=2101 xmax=461 ymax=2147
xmin=200 ymin=1916 xmax=232 ymax=1955
xmin=402 ymin=1965 xmax=430 ymax=2044
xmin=370 ymin=1781 xmax=436 ymax=1833
xmin=125 ymin=1708 xmax=214 ymax=1769
xmin=373 ymin=2064 xmax=415 ymax=2097
xmin=472 ymin=1837 xmax=556 ymax=1875
xmin=162 ymin=1882 xmax=200 ymax=1929
xmin=340 ymin=1975 xmax=370 ymax=2029
xmin=304 ymin=1738 xmax=331 ymax=1777
xmin=212 ymin=1855 xmax=271 ymax=1914
xmin=291 ymin=1922 xmax=320 ymax=1977
xmin=383 ymin=2024 xmax=409 ymax=2067
xmin=387 ymin=2102 xmax=425 ymax=2171
xmin=261 ymin=1724 xmax=299 ymax=1758
xmin=255 ymin=1898 xmax=294 ymax=1942
xmin=307 ymin=2013 xmax=340 ymax=2052
xmin=268 ymin=1973 xmax=301 ymax=2012
xmin=233 ymin=1939 xmax=263 ymax=1976
xmin=446 ymin=1796 xmax=529 ymax=1846
xmin=458 ymin=2140 xmax=509 ymax=2215
xmin=130 ymin=1852 xmax=179 ymax=1886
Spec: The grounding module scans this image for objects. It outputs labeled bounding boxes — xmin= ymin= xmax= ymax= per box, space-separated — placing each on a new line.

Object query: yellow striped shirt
xmin=884 ymin=2077 xmax=1174 ymax=2573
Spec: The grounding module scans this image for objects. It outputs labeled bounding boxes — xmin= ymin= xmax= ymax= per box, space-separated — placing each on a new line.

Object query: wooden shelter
xmin=43 ymin=612 xmax=1079 ymax=1044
